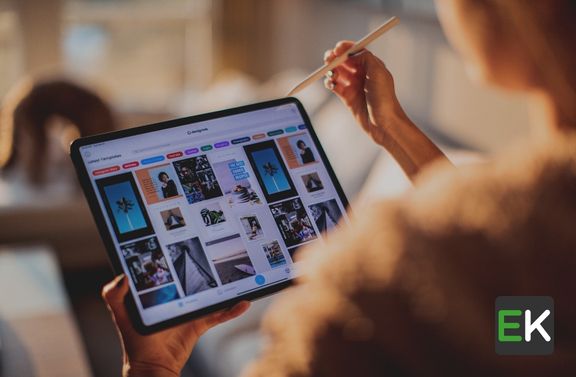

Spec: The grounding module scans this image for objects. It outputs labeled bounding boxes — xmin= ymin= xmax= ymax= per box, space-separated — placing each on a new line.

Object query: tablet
xmin=70 ymin=97 xmax=349 ymax=333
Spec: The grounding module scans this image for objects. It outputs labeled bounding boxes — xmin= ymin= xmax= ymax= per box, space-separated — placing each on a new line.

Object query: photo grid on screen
xmin=88 ymin=107 xmax=346 ymax=314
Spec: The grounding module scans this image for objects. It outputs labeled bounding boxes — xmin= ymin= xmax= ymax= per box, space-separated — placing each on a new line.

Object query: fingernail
xmin=348 ymin=50 xmax=365 ymax=57
xmin=114 ymin=274 xmax=126 ymax=285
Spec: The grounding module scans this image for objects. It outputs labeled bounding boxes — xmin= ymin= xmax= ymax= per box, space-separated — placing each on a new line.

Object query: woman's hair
xmin=158 ymin=172 xmax=169 ymax=181
xmin=296 ymin=140 xmax=306 ymax=148
xmin=466 ymin=0 xmax=576 ymax=127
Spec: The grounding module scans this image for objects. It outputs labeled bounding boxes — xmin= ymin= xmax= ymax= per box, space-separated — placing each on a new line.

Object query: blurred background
xmin=0 ymin=0 xmax=533 ymax=376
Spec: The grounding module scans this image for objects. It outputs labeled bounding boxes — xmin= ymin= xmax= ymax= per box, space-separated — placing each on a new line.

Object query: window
xmin=63 ymin=0 xmax=213 ymax=110
xmin=0 ymin=3 xmax=22 ymax=99
xmin=0 ymin=0 xmax=213 ymax=110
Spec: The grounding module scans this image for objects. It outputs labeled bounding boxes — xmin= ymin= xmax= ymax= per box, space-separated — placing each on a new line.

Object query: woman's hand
xmin=102 ymin=275 xmax=251 ymax=377
xmin=324 ymin=41 xmax=407 ymax=146
xmin=324 ymin=41 xmax=451 ymax=180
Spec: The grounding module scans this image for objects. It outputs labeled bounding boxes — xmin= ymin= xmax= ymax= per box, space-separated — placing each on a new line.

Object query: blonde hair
xmin=471 ymin=0 xmax=576 ymax=128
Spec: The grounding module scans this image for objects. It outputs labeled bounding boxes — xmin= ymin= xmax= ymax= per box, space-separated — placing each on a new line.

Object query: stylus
xmin=286 ymin=16 xmax=400 ymax=97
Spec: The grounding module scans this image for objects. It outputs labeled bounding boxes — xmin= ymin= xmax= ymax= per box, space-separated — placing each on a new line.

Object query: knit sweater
xmin=244 ymin=134 xmax=576 ymax=377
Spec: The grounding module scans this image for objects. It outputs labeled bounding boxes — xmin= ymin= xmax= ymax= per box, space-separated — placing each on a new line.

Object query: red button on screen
xmin=122 ymin=161 xmax=139 ymax=169
xmin=92 ymin=166 xmax=120 ymax=176
xmin=167 ymin=152 xmax=183 ymax=159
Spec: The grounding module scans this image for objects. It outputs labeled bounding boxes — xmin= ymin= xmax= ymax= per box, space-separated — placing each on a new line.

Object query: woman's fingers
xmin=334 ymin=40 xmax=355 ymax=56
xmin=102 ymin=274 xmax=131 ymax=326
xmin=324 ymin=77 xmax=335 ymax=91
xmin=102 ymin=274 xmax=128 ymax=308
xmin=324 ymin=40 xmax=353 ymax=63
xmin=324 ymin=41 xmax=362 ymax=71
xmin=333 ymin=66 xmax=356 ymax=85
xmin=220 ymin=301 xmax=251 ymax=322
xmin=204 ymin=301 xmax=251 ymax=329
xmin=102 ymin=275 xmax=249 ymax=337
xmin=324 ymin=49 xmax=334 ymax=64
xmin=325 ymin=64 xmax=359 ymax=93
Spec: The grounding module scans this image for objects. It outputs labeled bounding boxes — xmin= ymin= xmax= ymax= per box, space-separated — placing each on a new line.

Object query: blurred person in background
xmin=103 ymin=0 xmax=576 ymax=376
xmin=0 ymin=80 xmax=116 ymax=186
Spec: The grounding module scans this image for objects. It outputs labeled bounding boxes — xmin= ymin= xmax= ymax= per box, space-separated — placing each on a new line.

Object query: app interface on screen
xmin=80 ymin=103 xmax=348 ymax=325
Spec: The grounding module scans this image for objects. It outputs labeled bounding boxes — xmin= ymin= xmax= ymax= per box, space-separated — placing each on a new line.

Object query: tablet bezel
xmin=70 ymin=97 xmax=349 ymax=334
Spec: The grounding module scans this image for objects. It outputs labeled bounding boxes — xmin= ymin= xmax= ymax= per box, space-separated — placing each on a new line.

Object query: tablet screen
xmin=77 ymin=101 xmax=348 ymax=326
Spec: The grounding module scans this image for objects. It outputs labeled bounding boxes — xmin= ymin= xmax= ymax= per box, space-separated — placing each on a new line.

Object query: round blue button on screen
xmin=255 ymin=275 xmax=266 ymax=285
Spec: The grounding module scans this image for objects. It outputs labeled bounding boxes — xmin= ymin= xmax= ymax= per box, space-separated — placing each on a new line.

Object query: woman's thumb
xmin=102 ymin=274 xmax=129 ymax=310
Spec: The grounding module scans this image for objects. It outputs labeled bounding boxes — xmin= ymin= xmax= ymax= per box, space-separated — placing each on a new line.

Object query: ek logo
xmin=495 ymin=296 xmax=554 ymax=355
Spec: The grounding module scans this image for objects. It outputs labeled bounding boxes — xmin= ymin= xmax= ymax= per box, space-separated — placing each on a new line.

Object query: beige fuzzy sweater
xmin=243 ymin=134 xmax=576 ymax=377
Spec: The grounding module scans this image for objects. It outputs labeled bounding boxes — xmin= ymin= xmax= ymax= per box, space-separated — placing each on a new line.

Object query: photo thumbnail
xmin=269 ymin=198 xmax=317 ymax=247
xmin=166 ymin=237 xmax=217 ymax=296
xmin=240 ymin=215 xmax=264 ymax=241
xmin=96 ymin=172 xmax=153 ymax=243
xmin=139 ymin=284 xmax=179 ymax=309
xmin=277 ymin=133 xmax=317 ymax=169
xmin=121 ymin=236 xmax=173 ymax=291
xmin=135 ymin=163 xmax=182 ymax=205
xmin=196 ymin=201 xmax=236 ymax=240
xmin=261 ymin=240 xmax=287 ymax=268
xmin=160 ymin=207 xmax=186 ymax=231
xmin=206 ymin=234 xmax=256 ymax=285
xmin=308 ymin=199 xmax=343 ymax=234
xmin=200 ymin=202 xmax=226 ymax=226
xmin=173 ymin=155 xmax=223 ymax=204
xmin=244 ymin=140 xmax=297 ymax=203
xmin=301 ymin=172 xmax=324 ymax=193
xmin=213 ymin=159 xmax=261 ymax=208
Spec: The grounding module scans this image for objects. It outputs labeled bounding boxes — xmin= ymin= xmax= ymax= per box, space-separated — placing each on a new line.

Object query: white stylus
xmin=286 ymin=16 xmax=400 ymax=97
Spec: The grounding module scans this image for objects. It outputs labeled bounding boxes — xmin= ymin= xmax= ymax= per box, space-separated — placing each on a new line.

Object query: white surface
xmin=0 ymin=247 xmax=69 ymax=319
xmin=0 ymin=246 xmax=92 ymax=377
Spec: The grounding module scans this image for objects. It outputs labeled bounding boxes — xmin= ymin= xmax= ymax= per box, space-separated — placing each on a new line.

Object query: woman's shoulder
xmin=404 ymin=134 xmax=576 ymax=238
xmin=244 ymin=136 xmax=576 ymax=377
xmin=284 ymin=135 xmax=576 ymax=300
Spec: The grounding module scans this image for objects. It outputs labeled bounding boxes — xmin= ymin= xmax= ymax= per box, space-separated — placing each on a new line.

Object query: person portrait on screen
xmin=158 ymin=171 xmax=178 ymax=199
xmin=296 ymin=139 xmax=315 ymax=164
xmin=250 ymin=220 xmax=260 ymax=240
xmin=102 ymin=1 xmax=576 ymax=376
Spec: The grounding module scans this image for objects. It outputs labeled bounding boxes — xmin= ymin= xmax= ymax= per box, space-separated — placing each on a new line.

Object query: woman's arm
xmin=324 ymin=41 xmax=451 ymax=182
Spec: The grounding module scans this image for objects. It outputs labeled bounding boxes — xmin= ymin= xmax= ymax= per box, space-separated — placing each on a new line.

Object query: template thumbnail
xmin=213 ymin=158 xmax=261 ymax=208
xmin=135 ymin=163 xmax=182 ymax=205
xmin=261 ymin=240 xmax=287 ymax=268
xmin=160 ymin=207 xmax=186 ymax=231
xmin=308 ymin=199 xmax=343 ymax=234
xmin=120 ymin=236 xmax=173 ymax=291
xmin=166 ymin=237 xmax=217 ymax=296
xmin=173 ymin=155 xmax=223 ymax=204
xmin=269 ymin=198 xmax=317 ymax=247
xmin=301 ymin=172 xmax=324 ymax=193
xmin=244 ymin=140 xmax=297 ymax=203
xmin=205 ymin=234 xmax=256 ymax=284
xmin=96 ymin=173 xmax=154 ymax=243
xmin=197 ymin=202 xmax=236 ymax=240
xmin=277 ymin=133 xmax=318 ymax=168
xmin=239 ymin=215 xmax=264 ymax=241
xmin=200 ymin=202 xmax=226 ymax=226
xmin=139 ymin=284 xmax=179 ymax=309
